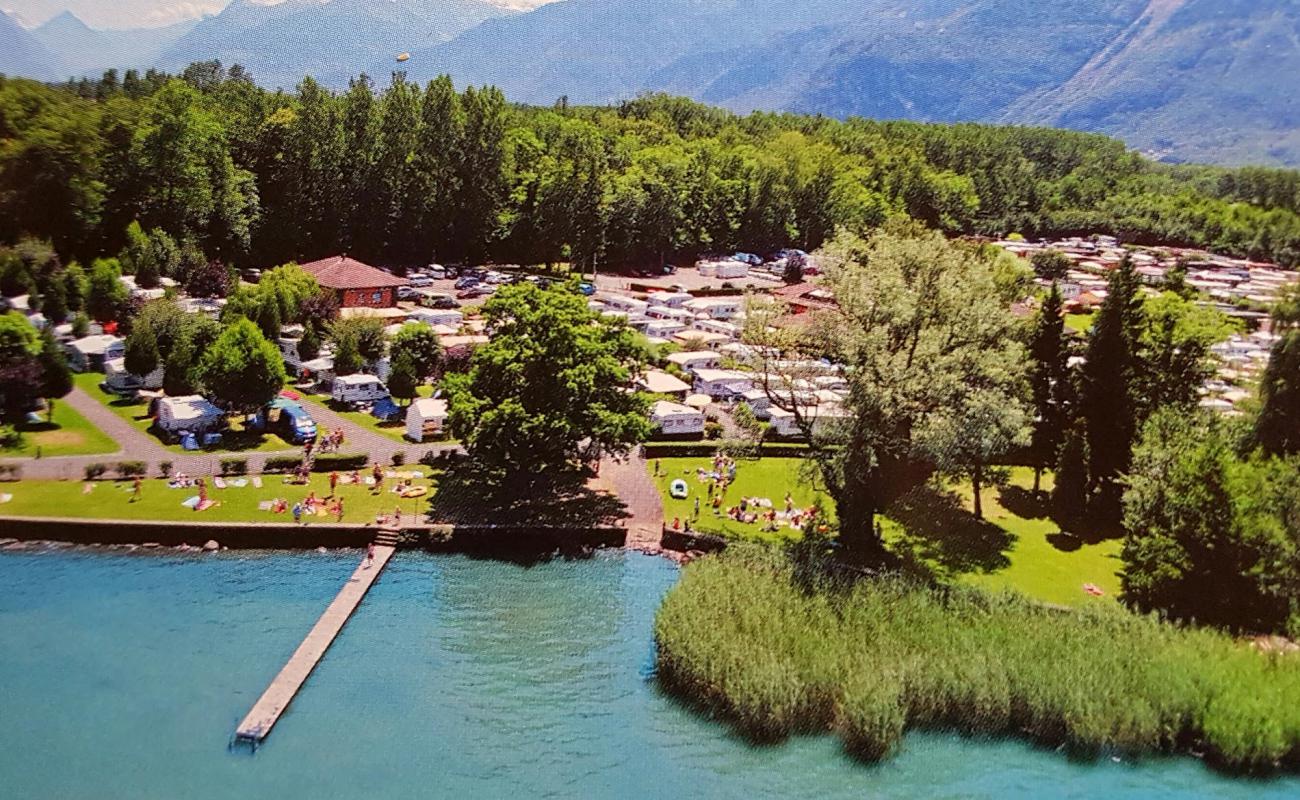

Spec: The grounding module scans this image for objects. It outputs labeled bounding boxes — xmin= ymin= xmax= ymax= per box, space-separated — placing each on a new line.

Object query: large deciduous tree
xmin=751 ymin=226 xmax=1028 ymax=558
xmin=444 ymin=282 xmax=649 ymax=486
xmin=196 ymin=317 xmax=286 ymax=414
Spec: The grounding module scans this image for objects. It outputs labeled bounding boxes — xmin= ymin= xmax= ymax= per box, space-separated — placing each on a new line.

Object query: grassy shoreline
xmin=654 ymin=549 xmax=1300 ymax=772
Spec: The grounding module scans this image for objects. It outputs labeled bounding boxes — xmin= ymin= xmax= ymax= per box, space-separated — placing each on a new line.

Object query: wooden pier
xmin=234 ymin=532 xmax=399 ymax=744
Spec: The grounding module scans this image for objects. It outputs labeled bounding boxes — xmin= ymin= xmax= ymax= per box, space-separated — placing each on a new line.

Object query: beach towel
xmin=252 ymin=476 xmax=263 ymax=488
xmin=182 ymin=495 xmax=201 ymax=509
xmin=231 ymin=478 xmax=248 ymax=488
xmin=196 ymin=499 xmax=219 ymax=512
xmin=257 ymin=500 xmax=274 ymax=511
xmin=83 ymin=483 xmax=95 ymax=494
xmin=213 ymin=477 xmax=228 ymax=489
xmin=0 ymin=493 xmax=11 ymax=504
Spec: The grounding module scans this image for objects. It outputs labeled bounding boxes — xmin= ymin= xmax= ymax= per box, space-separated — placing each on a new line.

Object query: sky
xmin=3 ymin=0 xmax=557 ymax=30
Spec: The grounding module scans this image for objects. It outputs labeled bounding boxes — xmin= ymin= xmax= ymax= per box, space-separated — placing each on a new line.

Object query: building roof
xmin=409 ymin=397 xmax=448 ymax=418
xmin=299 ymin=256 xmax=409 ymax=290
xmin=651 ymin=400 xmax=703 ymax=418
xmin=639 ymin=370 xmax=691 ymax=395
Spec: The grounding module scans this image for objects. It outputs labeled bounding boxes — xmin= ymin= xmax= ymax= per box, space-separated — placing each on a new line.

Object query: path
xmin=234 ymin=534 xmax=397 ymax=744
xmin=597 ymin=449 xmax=664 ymax=553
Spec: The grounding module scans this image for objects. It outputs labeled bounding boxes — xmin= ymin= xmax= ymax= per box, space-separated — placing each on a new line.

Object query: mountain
xmin=156 ymin=0 xmax=523 ymax=89
xmin=393 ymin=0 xmax=1300 ymax=166
xmin=32 ymin=11 xmax=199 ymax=78
xmin=0 ymin=9 xmax=60 ymax=80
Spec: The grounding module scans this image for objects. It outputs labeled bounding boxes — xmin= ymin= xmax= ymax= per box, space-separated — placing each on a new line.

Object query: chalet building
xmin=298 ymin=255 xmax=408 ymax=308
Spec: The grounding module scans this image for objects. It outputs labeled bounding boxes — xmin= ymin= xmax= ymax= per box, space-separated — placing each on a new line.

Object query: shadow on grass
xmin=427 ymin=459 xmax=631 ymax=530
xmin=998 ymin=486 xmax=1051 ymax=521
xmin=998 ymin=485 xmax=1125 ymax=548
xmin=885 ymin=485 xmax=1013 ymax=579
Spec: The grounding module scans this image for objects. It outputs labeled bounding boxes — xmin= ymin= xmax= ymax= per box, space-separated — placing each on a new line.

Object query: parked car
xmin=577 ymin=281 xmax=596 ymax=296
xmin=252 ymin=398 xmax=318 ymax=444
xmin=241 ymin=268 xmax=262 ymax=283
xmin=458 ymin=285 xmax=496 ymax=299
xmin=419 ymin=292 xmax=458 ymax=309
xmin=397 ymin=286 xmax=420 ymax=301
xmin=426 ymin=264 xmax=447 ymax=279
xmin=454 ymin=277 xmax=480 ymax=290
xmin=408 ymin=275 xmax=434 ymax=288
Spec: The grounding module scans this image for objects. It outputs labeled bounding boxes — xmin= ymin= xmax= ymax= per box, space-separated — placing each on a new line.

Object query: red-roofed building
xmin=298 ymin=255 xmax=408 ymax=308
xmin=773 ymin=282 xmax=838 ymax=315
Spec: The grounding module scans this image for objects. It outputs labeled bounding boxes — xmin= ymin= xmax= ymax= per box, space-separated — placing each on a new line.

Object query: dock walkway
xmin=234 ymin=535 xmax=397 ymax=744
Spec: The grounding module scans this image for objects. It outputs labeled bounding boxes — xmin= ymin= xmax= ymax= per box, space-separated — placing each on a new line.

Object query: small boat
xmin=396 ymin=52 xmax=411 ymax=62
xmin=669 ymin=479 xmax=688 ymax=499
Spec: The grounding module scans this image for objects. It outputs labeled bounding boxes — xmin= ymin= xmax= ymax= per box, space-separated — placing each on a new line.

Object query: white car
xmin=426 ymin=265 xmax=447 ymax=279
xmin=408 ymin=275 xmax=433 ymax=288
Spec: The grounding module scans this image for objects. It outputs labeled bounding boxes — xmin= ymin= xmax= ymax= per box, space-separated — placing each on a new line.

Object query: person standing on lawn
xmin=131 ymin=477 xmax=142 ymax=503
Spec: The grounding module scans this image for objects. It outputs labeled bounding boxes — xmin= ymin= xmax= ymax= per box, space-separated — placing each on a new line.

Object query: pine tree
xmin=1255 ymin=329 xmax=1300 ymax=456
xmin=1028 ymin=284 xmax=1066 ymax=493
xmin=1079 ymin=256 xmax=1143 ymax=522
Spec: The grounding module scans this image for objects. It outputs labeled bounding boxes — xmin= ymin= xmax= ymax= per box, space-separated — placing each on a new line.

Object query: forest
xmin=2 ymin=61 xmax=1300 ymax=275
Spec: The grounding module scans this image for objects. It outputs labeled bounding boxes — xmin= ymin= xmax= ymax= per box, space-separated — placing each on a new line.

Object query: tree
xmin=85 ymin=258 xmax=128 ymax=323
xmin=330 ymin=316 xmax=386 ymax=368
xmin=747 ymin=226 xmax=1028 ymax=558
xmin=1122 ymin=409 xmax=1298 ymax=633
xmin=1079 ymin=256 xmax=1143 ymax=522
xmin=37 ymin=329 xmax=73 ymax=410
xmin=0 ymin=312 xmax=43 ymax=419
xmin=123 ymin=327 xmax=160 ymax=378
xmin=919 ymin=387 xmax=1030 ymax=519
xmin=184 ymin=258 xmax=232 ymax=298
xmin=1052 ymin=418 xmax=1090 ymax=519
xmin=1134 ymin=291 xmax=1234 ymax=418
xmin=782 ymin=252 xmax=806 ymax=284
xmin=297 ymin=324 xmax=321 ymax=362
xmin=1030 ymin=249 xmax=1072 ymax=281
xmin=389 ymin=323 xmax=441 ymax=380
xmin=196 ymin=318 xmax=287 ymax=414
xmin=444 ymin=282 xmax=649 ymax=486
xmin=1027 ymin=285 xmax=1067 ymax=492
xmin=332 ymin=334 xmax=363 ymax=377
xmin=62 ymin=262 xmax=86 ymax=313
xmin=387 ymin=351 xmax=419 ymax=405
xmin=1255 ymin=329 xmax=1300 ymax=456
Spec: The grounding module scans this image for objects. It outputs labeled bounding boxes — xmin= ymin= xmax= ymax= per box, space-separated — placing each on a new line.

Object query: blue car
xmin=253 ymin=398 xmax=318 ymax=444
xmin=578 ymin=281 xmax=596 ymax=296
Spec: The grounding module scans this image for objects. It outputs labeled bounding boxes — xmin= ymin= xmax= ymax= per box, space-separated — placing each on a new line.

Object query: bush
xmin=219 ymin=457 xmax=248 ymax=476
xmin=0 ymin=463 xmax=22 ymax=481
xmin=310 ymin=453 xmax=369 ymax=472
xmin=84 ymin=463 xmax=108 ymax=480
xmin=655 ymin=549 xmax=1300 ymax=772
xmin=263 ymin=456 xmax=303 ymax=474
xmin=158 ymin=460 xmax=174 ymax=478
xmin=704 ymin=421 xmax=724 ymax=440
xmin=391 ymin=451 xmax=406 ymax=467
xmin=0 ymin=426 xmax=23 ymax=450
xmin=114 ymin=461 xmax=146 ymax=479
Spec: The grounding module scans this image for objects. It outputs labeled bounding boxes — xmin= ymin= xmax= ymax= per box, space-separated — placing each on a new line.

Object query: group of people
xmin=291 ymin=491 xmax=345 ymax=523
xmin=302 ymin=428 xmax=346 ymax=460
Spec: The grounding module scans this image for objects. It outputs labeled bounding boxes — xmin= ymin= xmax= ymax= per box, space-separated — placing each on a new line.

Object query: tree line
xmin=2 ymin=63 xmax=1300 ymax=276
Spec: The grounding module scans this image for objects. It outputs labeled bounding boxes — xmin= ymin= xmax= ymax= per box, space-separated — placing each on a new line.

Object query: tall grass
xmin=654 ymin=548 xmax=1300 ymax=772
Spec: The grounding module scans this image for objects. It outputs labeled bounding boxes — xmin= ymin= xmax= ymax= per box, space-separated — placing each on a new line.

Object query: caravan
xmin=331 ymin=374 xmax=390 ymax=406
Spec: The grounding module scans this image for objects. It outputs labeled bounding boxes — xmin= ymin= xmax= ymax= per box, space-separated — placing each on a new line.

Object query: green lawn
xmin=1065 ymin=312 xmax=1096 ymax=333
xmin=73 ymin=373 xmax=299 ymax=454
xmin=651 ymin=456 xmax=828 ymax=544
xmin=651 ymin=457 xmax=1122 ymax=606
xmin=0 ymin=472 xmax=436 ymax=524
xmin=2 ymin=400 xmax=118 ymax=458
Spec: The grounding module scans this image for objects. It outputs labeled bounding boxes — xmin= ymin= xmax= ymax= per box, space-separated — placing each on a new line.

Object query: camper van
xmin=253 ymin=398 xmax=318 ymax=444
xmin=331 ymin=374 xmax=390 ymax=406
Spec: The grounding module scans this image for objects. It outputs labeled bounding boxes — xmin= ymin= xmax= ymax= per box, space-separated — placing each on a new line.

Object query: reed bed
xmin=653 ymin=548 xmax=1300 ymax=772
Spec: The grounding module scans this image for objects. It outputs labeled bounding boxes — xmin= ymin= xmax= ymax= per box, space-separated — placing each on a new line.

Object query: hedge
xmin=310 ymin=453 xmax=370 ymax=472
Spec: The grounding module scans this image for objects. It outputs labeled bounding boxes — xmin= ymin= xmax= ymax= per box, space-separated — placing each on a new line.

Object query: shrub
xmin=704 ymin=421 xmax=724 ymax=440
xmin=391 ymin=451 xmax=406 ymax=467
xmin=0 ymin=426 xmax=23 ymax=450
xmin=310 ymin=453 xmax=369 ymax=472
xmin=654 ymin=549 xmax=1300 ymax=772
xmin=114 ymin=461 xmax=146 ymax=479
xmin=263 ymin=456 xmax=303 ymax=474
xmin=219 ymin=457 xmax=248 ymax=476
xmin=84 ymin=463 xmax=108 ymax=480
xmin=158 ymin=460 xmax=174 ymax=478
xmin=0 ymin=463 xmax=22 ymax=481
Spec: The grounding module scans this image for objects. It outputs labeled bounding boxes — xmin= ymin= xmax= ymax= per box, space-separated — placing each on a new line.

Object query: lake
xmin=1 ymin=546 xmax=1296 ymax=799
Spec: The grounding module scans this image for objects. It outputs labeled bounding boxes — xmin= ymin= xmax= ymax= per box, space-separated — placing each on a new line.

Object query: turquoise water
xmin=1 ymin=547 xmax=1298 ymax=799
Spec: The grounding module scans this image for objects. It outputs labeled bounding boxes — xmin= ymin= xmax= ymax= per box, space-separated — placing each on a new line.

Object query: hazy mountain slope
xmin=158 ymin=0 xmax=518 ymax=88
xmin=0 ymin=10 xmax=61 ymax=80
xmin=1003 ymin=0 xmax=1300 ymax=165
xmin=402 ymin=0 xmax=1298 ymax=166
xmin=32 ymin=11 xmax=198 ymax=78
